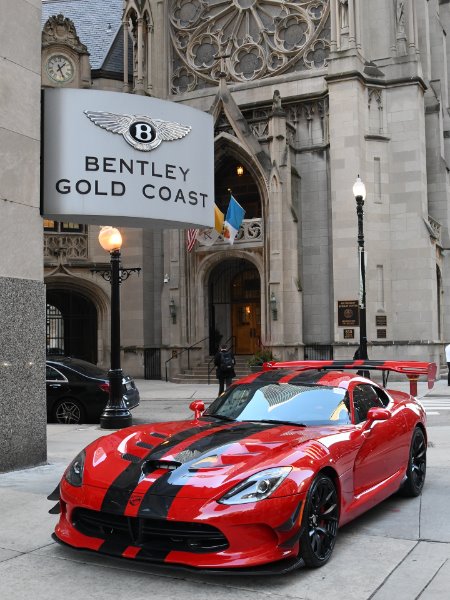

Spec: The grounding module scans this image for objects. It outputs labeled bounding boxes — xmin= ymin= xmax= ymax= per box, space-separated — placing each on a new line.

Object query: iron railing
xmin=144 ymin=348 xmax=161 ymax=380
xmin=164 ymin=336 xmax=209 ymax=382
xmin=304 ymin=344 xmax=334 ymax=360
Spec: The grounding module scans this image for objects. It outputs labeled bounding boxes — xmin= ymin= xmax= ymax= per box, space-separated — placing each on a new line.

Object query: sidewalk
xmin=0 ymin=377 xmax=449 ymax=599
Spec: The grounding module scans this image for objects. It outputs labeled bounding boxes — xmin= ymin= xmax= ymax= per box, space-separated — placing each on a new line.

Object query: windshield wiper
xmin=244 ymin=419 xmax=307 ymax=427
xmin=204 ymin=414 xmax=236 ymax=422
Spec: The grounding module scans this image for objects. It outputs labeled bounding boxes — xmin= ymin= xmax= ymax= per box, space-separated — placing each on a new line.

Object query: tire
xmin=400 ymin=427 xmax=426 ymax=497
xmin=299 ymin=474 xmax=339 ymax=568
xmin=53 ymin=398 xmax=84 ymax=424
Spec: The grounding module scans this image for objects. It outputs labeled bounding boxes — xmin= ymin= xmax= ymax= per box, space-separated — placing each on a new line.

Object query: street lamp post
xmin=94 ymin=226 xmax=140 ymax=429
xmin=353 ymin=175 xmax=368 ymax=360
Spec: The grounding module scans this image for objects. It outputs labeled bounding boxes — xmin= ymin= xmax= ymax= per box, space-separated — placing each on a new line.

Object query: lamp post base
xmin=100 ymin=410 xmax=132 ymax=430
xmin=100 ymin=368 xmax=132 ymax=429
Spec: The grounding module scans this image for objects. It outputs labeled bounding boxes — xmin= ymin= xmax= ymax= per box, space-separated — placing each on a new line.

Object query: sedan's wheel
xmin=54 ymin=399 xmax=84 ymax=424
xmin=299 ymin=474 xmax=339 ymax=568
xmin=400 ymin=427 xmax=426 ymax=497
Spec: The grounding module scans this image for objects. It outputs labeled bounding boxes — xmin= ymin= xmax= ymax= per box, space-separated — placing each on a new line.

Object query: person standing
xmin=214 ymin=344 xmax=236 ymax=395
xmin=446 ymin=343 xmax=450 ymax=385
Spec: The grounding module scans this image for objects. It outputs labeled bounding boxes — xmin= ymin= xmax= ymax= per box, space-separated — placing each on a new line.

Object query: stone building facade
xmin=41 ymin=0 xmax=450 ymax=382
xmin=0 ymin=0 xmax=46 ymax=472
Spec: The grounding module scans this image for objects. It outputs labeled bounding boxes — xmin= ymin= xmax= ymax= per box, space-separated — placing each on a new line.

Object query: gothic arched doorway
xmin=215 ymin=157 xmax=262 ymax=219
xmin=46 ymin=289 xmax=98 ymax=363
xmin=208 ymin=258 xmax=261 ymax=355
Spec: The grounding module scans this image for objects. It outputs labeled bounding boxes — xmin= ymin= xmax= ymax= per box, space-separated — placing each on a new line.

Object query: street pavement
xmin=1 ymin=377 xmax=450 ymax=599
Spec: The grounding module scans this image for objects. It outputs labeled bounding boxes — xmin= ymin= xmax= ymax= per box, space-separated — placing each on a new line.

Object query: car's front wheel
xmin=53 ymin=398 xmax=84 ymax=424
xmin=400 ymin=427 xmax=427 ymax=497
xmin=299 ymin=474 xmax=339 ymax=568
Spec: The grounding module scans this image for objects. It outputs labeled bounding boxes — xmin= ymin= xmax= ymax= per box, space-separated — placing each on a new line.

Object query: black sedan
xmin=46 ymin=356 xmax=140 ymax=424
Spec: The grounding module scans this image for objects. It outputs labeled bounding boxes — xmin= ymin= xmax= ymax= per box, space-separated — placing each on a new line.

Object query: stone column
xmin=267 ymin=91 xmax=302 ymax=358
xmin=123 ymin=19 xmax=130 ymax=92
xmin=135 ymin=17 xmax=145 ymax=95
xmin=153 ymin=0 xmax=169 ymax=98
xmin=0 ymin=1 xmax=46 ymax=472
xmin=146 ymin=23 xmax=153 ymax=95
xmin=395 ymin=0 xmax=407 ymax=56
xmin=330 ymin=0 xmax=337 ymax=52
xmin=348 ymin=0 xmax=356 ymax=48
xmin=327 ymin=76 xmax=367 ymax=354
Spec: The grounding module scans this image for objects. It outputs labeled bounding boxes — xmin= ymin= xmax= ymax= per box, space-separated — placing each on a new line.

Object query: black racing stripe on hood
xmin=101 ymin=422 xmax=223 ymax=514
xmin=249 ymin=370 xmax=288 ymax=383
xmin=138 ymin=421 xmax=279 ymax=518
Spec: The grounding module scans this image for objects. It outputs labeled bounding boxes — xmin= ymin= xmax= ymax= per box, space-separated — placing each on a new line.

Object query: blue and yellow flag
xmin=223 ymin=196 xmax=245 ymax=244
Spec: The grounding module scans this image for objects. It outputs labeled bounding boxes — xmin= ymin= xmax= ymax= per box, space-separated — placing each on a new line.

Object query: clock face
xmin=46 ymin=54 xmax=75 ymax=83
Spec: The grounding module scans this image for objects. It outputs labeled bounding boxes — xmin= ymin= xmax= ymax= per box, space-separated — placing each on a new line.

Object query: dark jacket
xmin=214 ymin=349 xmax=236 ymax=380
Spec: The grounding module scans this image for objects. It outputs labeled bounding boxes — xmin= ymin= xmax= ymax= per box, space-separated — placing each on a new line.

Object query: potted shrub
xmin=247 ymin=348 xmax=277 ymax=372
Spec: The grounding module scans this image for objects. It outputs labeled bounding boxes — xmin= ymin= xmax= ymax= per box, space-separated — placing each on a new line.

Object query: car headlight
xmin=218 ymin=466 xmax=292 ymax=505
xmin=64 ymin=450 xmax=86 ymax=487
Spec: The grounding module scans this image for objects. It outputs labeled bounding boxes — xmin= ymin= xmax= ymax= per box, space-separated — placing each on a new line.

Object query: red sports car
xmin=48 ymin=360 xmax=435 ymax=574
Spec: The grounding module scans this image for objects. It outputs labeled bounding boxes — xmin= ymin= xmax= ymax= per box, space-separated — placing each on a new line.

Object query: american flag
xmin=186 ymin=228 xmax=198 ymax=252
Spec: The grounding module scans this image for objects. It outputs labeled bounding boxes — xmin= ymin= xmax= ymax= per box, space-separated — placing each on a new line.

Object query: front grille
xmin=73 ymin=508 xmax=229 ymax=553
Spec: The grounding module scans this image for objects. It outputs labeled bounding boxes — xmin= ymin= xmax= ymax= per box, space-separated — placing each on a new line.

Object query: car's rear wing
xmin=262 ymin=360 xmax=437 ymax=396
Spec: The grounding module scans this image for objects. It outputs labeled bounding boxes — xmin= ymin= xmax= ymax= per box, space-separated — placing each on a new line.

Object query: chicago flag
xmin=223 ymin=196 xmax=245 ymax=245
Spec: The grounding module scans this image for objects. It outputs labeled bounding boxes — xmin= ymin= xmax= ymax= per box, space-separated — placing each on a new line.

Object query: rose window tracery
xmin=170 ymin=0 xmax=330 ymax=92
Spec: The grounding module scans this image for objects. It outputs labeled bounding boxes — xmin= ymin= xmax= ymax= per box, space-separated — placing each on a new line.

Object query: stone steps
xmin=171 ymin=356 xmax=254 ymax=384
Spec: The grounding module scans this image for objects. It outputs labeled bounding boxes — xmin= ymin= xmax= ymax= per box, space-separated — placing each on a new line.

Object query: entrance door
xmin=208 ymin=259 xmax=261 ymax=355
xmin=46 ymin=289 xmax=98 ymax=363
xmin=232 ymin=302 xmax=261 ymax=354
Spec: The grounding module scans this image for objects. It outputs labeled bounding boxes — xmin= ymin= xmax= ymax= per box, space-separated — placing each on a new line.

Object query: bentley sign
xmin=42 ymin=88 xmax=214 ymax=229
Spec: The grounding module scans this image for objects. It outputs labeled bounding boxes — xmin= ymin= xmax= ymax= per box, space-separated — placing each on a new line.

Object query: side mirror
xmin=362 ymin=407 xmax=391 ymax=432
xmin=189 ymin=400 xmax=205 ymax=420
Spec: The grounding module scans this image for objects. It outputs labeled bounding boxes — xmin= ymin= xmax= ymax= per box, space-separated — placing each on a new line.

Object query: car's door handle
xmin=49 ymin=384 xmax=62 ymax=388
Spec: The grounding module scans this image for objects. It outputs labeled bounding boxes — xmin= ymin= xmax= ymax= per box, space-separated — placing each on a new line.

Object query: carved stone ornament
xmin=169 ymin=0 xmax=330 ymax=92
xmin=42 ymin=14 xmax=88 ymax=54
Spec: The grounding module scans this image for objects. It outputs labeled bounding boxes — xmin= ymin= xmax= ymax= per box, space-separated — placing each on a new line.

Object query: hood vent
xmin=142 ymin=459 xmax=182 ymax=475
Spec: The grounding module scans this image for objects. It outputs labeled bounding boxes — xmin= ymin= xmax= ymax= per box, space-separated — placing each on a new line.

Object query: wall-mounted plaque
xmin=338 ymin=300 xmax=359 ymax=326
xmin=376 ymin=315 xmax=387 ymax=327
xmin=344 ymin=329 xmax=355 ymax=339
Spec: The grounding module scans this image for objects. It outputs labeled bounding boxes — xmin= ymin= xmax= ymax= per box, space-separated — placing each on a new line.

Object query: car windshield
xmin=204 ymin=383 xmax=350 ymax=426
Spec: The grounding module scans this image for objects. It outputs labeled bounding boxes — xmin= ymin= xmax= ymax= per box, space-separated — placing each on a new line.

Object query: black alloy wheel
xmin=54 ymin=398 xmax=84 ymax=424
xmin=299 ymin=474 xmax=339 ymax=568
xmin=400 ymin=427 xmax=427 ymax=497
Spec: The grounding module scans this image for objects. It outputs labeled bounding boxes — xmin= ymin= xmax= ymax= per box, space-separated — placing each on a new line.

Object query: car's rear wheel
xmin=400 ymin=427 xmax=426 ymax=497
xmin=299 ymin=474 xmax=339 ymax=568
xmin=54 ymin=398 xmax=84 ymax=424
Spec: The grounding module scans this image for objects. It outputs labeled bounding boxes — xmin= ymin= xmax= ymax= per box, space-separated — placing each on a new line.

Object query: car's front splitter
xmin=51 ymin=532 xmax=305 ymax=575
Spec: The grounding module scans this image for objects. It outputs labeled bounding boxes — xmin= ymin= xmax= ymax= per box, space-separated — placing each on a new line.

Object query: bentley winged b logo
xmin=84 ymin=110 xmax=192 ymax=151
